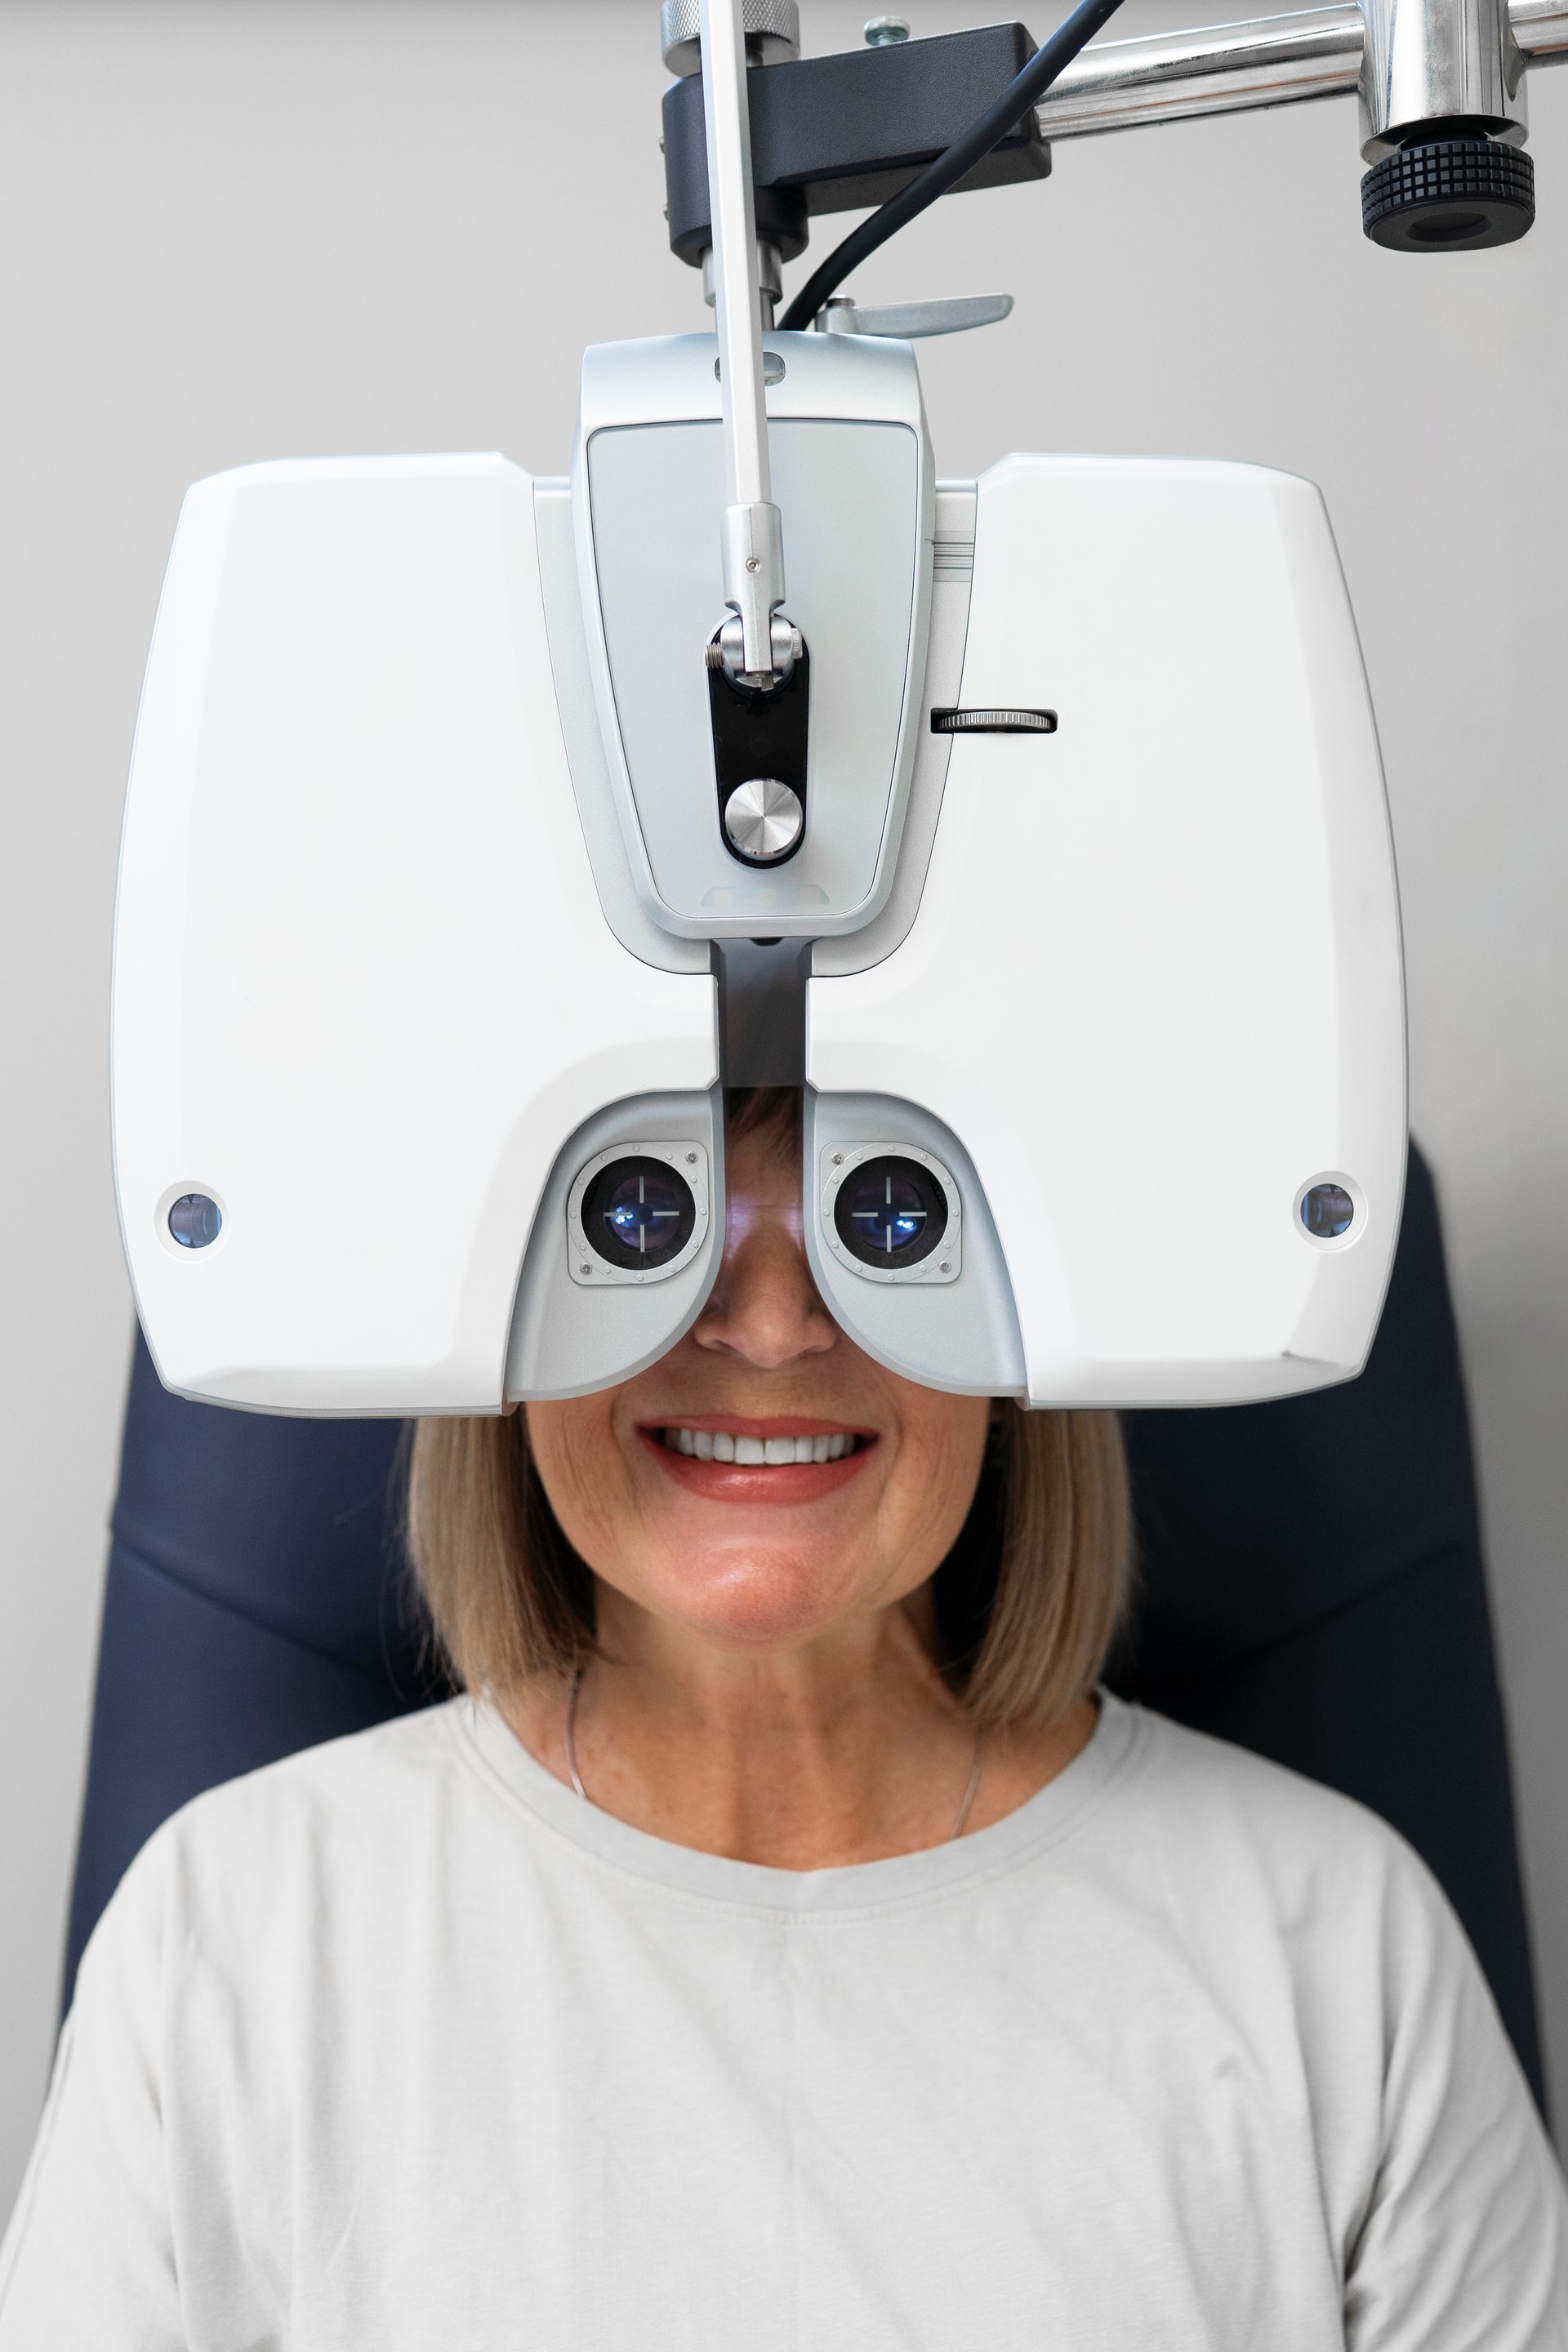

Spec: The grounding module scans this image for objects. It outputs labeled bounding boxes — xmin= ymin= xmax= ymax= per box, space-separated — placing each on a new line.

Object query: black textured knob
xmin=1362 ymin=136 xmax=1535 ymax=252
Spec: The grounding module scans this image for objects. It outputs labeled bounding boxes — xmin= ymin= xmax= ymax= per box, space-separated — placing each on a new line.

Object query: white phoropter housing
xmin=110 ymin=0 xmax=1406 ymax=1415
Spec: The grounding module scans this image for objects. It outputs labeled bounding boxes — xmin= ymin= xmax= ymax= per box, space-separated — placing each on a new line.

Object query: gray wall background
xmin=1 ymin=0 xmax=1564 ymax=2208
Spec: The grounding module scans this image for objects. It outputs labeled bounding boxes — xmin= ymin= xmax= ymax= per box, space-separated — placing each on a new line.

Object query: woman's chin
xmin=629 ymin=1541 xmax=873 ymax=1651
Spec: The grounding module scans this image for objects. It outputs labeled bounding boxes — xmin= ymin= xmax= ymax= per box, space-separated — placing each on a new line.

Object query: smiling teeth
xmin=662 ymin=1428 xmax=856 ymax=1464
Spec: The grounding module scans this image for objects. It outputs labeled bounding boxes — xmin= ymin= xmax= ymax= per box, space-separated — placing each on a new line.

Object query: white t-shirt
xmin=2 ymin=1693 xmax=1563 ymax=2350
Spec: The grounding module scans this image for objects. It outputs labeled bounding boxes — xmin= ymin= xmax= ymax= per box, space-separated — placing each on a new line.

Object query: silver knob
xmin=723 ymin=777 xmax=804 ymax=863
xmin=661 ymin=0 xmax=801 ymax=75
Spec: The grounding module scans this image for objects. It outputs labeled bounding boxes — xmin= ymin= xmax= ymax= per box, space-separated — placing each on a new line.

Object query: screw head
xmin=686 ymin=1152 xmax=697 ymax=1165
xmin=939 ymin=1261 xmax=952 ymax=1273
xmin=580 ymin=1263 xmax=593 ymax=1276
xmin=832 ymin=1152 xmax=844 ymax=1165
xmin=864 ymin=14 xmax=911 ymax=43
xmin=744 ymin=555 xmax=760 ymax=572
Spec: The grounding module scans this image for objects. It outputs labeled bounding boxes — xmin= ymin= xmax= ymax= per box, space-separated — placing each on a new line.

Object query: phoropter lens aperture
xmin=581 ymin=1156 xmax=697 ymax=1272
xmin=833 ymin=1156 xmax=948 ymax=1270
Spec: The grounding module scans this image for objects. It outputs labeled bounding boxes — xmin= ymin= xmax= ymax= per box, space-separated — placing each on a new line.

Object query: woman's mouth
xmin=637 ymin=1419 xmax=877 ymax=1502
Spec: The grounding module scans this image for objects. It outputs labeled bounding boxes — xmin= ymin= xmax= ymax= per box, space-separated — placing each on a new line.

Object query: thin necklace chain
xmin=564 ymin=1665 xmax=590 ymax=1802
xmin=564 ymin=1665 xmax=987 ymax=1844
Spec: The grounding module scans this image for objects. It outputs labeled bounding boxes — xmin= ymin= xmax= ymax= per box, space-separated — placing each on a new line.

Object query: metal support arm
xmin=1034 ymin=0 xmax=1568 ymax=145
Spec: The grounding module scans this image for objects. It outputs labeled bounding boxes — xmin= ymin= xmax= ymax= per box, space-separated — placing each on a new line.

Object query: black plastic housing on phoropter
xmin=661 ymin=22 xmax=1052 ymax=268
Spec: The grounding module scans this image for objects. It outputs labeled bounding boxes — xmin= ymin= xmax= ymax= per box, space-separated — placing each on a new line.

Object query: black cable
xmin=777 ymin=0 xmax=1132 ymax=333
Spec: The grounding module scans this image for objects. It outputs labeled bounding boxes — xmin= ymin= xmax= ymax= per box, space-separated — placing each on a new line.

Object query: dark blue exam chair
xmin=65 ymin=1145 xmax=1545 ymax=2111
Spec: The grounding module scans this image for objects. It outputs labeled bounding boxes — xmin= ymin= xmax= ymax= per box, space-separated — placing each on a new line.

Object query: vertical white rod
xmin=699 ymin=0 xmax=786 ymax=675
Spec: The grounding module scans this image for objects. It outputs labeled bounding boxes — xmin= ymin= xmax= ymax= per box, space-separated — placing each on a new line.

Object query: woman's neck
xmin=501 ymin=1586 xmax=1096 ymax=1869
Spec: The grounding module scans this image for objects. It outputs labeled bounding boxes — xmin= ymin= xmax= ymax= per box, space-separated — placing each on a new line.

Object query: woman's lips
xmin=636 ymin=1419 xmax=879 ymax=1505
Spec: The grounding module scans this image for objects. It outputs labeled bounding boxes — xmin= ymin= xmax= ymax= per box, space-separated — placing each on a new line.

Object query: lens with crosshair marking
xmin=581 ymin=1157 xmax=697 ymax=1272
xmin=833 ymin=1156 xmax=947 ymax=1270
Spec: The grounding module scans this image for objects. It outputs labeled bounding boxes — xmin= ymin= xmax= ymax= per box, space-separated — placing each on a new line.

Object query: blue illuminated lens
xmin=847 ymin=1172 xmax=929 ymax=1255
xmin=581 ymin=1156 xmax=698 ymax=1272
xmin=604 ymin=1169 xmax=686 ymax=1252
xmin=832 ymin=1155 xmax=947 ymax=1271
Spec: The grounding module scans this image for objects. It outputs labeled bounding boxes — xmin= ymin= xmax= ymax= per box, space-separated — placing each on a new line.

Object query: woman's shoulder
xmin=1098 ymin=1695 xmax=1463 ymax=1958
xmin=82 ymin=1702 xmax=486 ymax=1972
xmin=1110 ymin=1695 xmax=1419 ymax=1853
xmin=168 ymin=1696 xmax=475 ymax=1847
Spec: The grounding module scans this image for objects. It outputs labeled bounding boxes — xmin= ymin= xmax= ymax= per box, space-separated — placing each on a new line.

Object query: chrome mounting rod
xmin=699 ymin=0 xmax=790 ymax=684
xmin=1034 ymin=0 xmax=1568 ymax=145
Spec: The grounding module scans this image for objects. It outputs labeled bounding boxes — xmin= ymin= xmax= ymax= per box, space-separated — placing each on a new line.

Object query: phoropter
xmin=114 ymin=0 xmax=1550 ymax=1414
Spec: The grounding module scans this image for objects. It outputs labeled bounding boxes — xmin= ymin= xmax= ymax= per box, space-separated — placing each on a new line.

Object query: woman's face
xmin=526 ymin=1114 xmax=992 ymax=1652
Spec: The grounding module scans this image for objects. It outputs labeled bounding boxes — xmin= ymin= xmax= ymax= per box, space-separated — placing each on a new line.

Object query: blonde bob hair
xmin=408 ymin=1093 xmax=1133 ymax=1736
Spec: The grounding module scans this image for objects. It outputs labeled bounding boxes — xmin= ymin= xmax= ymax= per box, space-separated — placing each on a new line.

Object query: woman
xmin=2 ymin=1089 xmax=1563 ymax=2348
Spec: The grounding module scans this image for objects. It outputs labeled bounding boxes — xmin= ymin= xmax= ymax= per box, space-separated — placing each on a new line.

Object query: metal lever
xmin=814 ymin=292 xmax=1016 ymax=338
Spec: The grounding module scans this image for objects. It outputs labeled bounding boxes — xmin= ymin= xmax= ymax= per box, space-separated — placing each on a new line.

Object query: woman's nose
xmin=692 ymin=1189 xmax=840 ymax=1369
